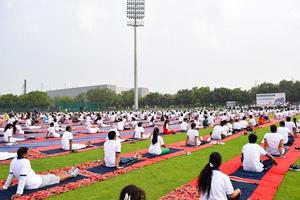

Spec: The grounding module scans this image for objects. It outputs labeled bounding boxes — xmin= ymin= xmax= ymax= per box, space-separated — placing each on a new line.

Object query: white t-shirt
xmin=104 ymin=140 xmax=121 ymax=167
xmin=211 ymin=126 xmax=226 ymax=140
xmin=263 ymin=133 xmax=284 ymax=155
xmin=4 ymin=129 xmax=13 ymax=142
xmin=8 ymin=158 xmax=42 ymax=194
xmin=285 ymin=122 xmax=296 ymax=133
xmin=233 ymin=122 xmax=243 ymax=130
xmin=61 ymin=131 xmax=73 ymax=150
xmin=240 ymin=120 xmax=248 ymax=129
xmin=180 ymin=122 xmax=189 ymax=131
xmin=200 ymin=170 xmax=234 ymax=200
xmin=117 ymin=121 xmax=125 ymax=131
xmin=148 ymin=136 xmax=164 ymax=155
xmin=242 ymin=143 xmax=267 ymax=172
xmin=249 ymin=118 xmax=257 ymax=127
xmin=134 ymin=126 xmax=145 ymax=139
xmin=277 ymin=127 xmax=291 ymax=144
xmin=187 ymin=129 xmax=201 ymax=145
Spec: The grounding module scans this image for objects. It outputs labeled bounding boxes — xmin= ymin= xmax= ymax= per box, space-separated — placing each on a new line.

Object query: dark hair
xmin=12 ymin=121 xmax=18 ymax=134
xmin=137 ymin=122 xmax=143 ymax=127
xmin=108 ymin=130 xmax=116 ymax=140
xmin=4 ymin=124 xmax=13 ymax=132
xmin=270 ymin=125 xmax=277 ymax=133
xmin=120 ymin=185 xmax=146 ymax=200
xmin=152 ymin=127 xmax=160 ymax=145
xmin=279 ymin=121 xmax=285 ymax=127
xmin=286 ymin=117 xmax=291 ymax=122
xmin=50 ymin=122 xmax=54 ymax=127
xmin=248 ymin=134 xmax=257 ymax=143
xmin=191 ymin=122 xmax=196 ymax=129
xmin=163 ymin=120 xmax=169 ymax=129
xmin=17 ymin=147 xmax=29 ymax=158
xmin=198 ymin=152 xmax=222 ymax=198
xmin=66 ymin=126 xmax=72 ymax=132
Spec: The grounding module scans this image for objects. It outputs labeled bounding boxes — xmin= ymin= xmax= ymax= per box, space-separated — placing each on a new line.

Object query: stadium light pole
xmin=127 ymin=0 xmax=145 ymax=111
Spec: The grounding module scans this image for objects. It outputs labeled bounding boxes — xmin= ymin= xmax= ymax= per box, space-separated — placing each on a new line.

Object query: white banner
xmin=256 ymin=93 xmax=286 ymax=106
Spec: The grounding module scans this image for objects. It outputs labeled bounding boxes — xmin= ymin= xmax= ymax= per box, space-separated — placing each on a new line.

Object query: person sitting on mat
xmin=180 ymin=118 xmax=189 ymax=133
xmin=133 ymin=122 xmax=150 ymax=140
xmin=242 ymin=134 xmax=277 ymax=172
xmin=263 ymin=125 xmax=285 ymax=157
xmin=2 ymin=147 xmax=80 ymax=199
xmin=12 ymin=120 xmax=25 ymax=135
xmin=249 ymin=115 xmax=257 ymax=127
xmin=285 ymin=117 xmax=297 ymax=138
xmin=163 ymin=120 xmax=175 ymax=135
xmin=186 ymin=123 xmax=204 ymax=147
xmin=258 ymin=115 xmax=266 ymax=125
xmin=86 ymin=122 xmax=101 ymax=134
xmin=61 ymin=126 xmax=91 ymax=152
xmin=148 ymin=127 xmax=170 ymax=156
xmin=46 ymin=122 xmax=61 ymax=138
xmin=198 ymin=152 xmax=241 ymax=200
xmin=120 ymin=185 xmax=146 ymax=200
xmin=278 ymin=121 xmax=294 ymax=146
xmin=211 ymin=120 xmax=227 ymax=144
xmin=25 ymin=116 xmax=41 ymax=129
xmin=104 ymin=130 xmax=142 ymax=169
xmin=232 ymin=119 xmax=243 ymax=134
xmin=3 ymin=124 xmax=25 ymax=143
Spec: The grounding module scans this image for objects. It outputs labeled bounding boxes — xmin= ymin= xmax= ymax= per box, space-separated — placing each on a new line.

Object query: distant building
xmin=47 ymin=84 xmax=149 ymax=98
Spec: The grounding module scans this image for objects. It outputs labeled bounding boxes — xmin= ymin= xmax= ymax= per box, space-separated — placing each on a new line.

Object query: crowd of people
xmin=0 ymin=107 xmax=300 ymax=199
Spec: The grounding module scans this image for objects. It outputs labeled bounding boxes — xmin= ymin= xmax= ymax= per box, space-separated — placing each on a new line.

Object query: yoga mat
xmin=0 ymin=175 xmax=87 ymax=200
xmin=87 ymin=160 xmax=142 ymax=175
xmin=143 ymin=148 xmax=182 ymax=158
xmin=231 ymin=180 xmax=258 ymax=200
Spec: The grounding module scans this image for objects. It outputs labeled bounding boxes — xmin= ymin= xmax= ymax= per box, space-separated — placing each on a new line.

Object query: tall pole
xmin=127 ymin=0 xmax=144 ymax=111
xmin=134 ymin=25 xmax=138 ymax=110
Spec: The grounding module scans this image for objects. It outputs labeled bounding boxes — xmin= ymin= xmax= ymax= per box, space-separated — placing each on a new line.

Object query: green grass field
xmin=1 ymin=119 xmax=299 ymax=200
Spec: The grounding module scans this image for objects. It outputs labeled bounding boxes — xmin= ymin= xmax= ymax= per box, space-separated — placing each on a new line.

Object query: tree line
xmin=0 ymin=80 xmax=299 ymax=112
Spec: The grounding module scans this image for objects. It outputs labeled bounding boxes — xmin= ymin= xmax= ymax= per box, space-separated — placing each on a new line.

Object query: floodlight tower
xmin=127 ymin=0 xmax=145 ymax=111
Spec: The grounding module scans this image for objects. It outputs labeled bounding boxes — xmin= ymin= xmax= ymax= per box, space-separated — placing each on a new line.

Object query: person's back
xmin=134 ymin=126 xmax=144 ymax=139
xmin=242 ymin=143 xmax=266 ymax=172
xmin=180 ymin=120 xmax=189 ymax=131
xmin=264 ymin=132 xmax=284 ymax=155
xmin=148 ymin=135 xmax=164 ymax=155
xmin=61 ymin=131 xmax=73 ymax=150
xmin=277 ymin=126 xmax=290 ymax=144
xmin=285 ymin=121 xmax=295 ymax=133
xmin=187 ymin=129 xmax=200 ymax=145
xmin=200 ymin=170 xmax=233 ymax=200
xmin=211 ymin=125 xmax=224 ymax=139
xmin=104 ymin=140 xmax=120 ymax=167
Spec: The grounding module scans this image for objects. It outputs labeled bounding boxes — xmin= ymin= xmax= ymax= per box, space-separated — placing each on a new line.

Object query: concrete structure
xmin=47 ymin=84 xmax=149 ymax=98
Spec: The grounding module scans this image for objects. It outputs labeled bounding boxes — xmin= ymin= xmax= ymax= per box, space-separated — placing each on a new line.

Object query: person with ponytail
xmin=163 ymin=120 xmax=175 ymax=135
xmin=148 ymin=127 xmax=170 ymax=155
xmin=198 ymin=152 xmax=241 ymax=200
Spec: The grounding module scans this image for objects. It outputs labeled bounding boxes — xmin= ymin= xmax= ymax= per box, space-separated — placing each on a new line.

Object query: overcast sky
xmin=0 ymin=0 xmax=300 ymax=95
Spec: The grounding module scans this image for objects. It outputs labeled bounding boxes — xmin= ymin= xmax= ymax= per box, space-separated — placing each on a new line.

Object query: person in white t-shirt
xmin=186 ymin=123 xmax=203 ymax=146
xmin=86 ymin=123 xmax=101 ymax=134
xmin=133 ymin=122 xmax=150 ymax=139
xmin=285 ymin=117 xmax=296 ymax=136
xmin=61 ymin=126 xmax=90 ymax=151
xmin=211 ymin=121 xmax=227 ymax=142
xmin=249 ymin=115 xmax=257 ymax=127
xmin=278 ymin=121 xmax=293 ymax=145
xmin=242 ymin=134 xmax=277 ymax=172
xmin=12 ymin=121 xmax=24 ymax=135
xmin=104 ymin=130 xmax=142 ymax=169
xmin=148 ymin=127 xmax=170 ymax=155
xmin=263 ymin=125 xmax=285 ymax=157
xmin=198 ymin=152 xmax=241 ymax=200
xmin=233 ymin=119 xmax=243 ymax=133
xmin=46 ymin=122 xmax=61 ymax=138
xmin=180 ymin=118 xmax=189 ymax=132
xmin=3 ymin=124 xmax=25 ymax=143
xmin=2 ymin=147 xmax=80 ymax=199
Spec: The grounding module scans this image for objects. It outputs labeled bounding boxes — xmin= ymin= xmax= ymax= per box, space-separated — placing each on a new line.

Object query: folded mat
xmin=0 ymin=152 xmax=17 ymax=161
xmin=0 ymin=175 xmax=87 ymax=200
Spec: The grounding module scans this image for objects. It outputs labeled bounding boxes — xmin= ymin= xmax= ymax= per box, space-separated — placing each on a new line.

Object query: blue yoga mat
xmin=231 ymin=180 xmax=258 ymax=200
xmin=230 ymin=167 xmax=268 ymax=181
xmin=87 ymin=159 xmax=142 ymax=174
xmin=0 ymin=174 xmax=86 ymax=200
xmin=143 ymin=148 xmax=182 ymax=158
